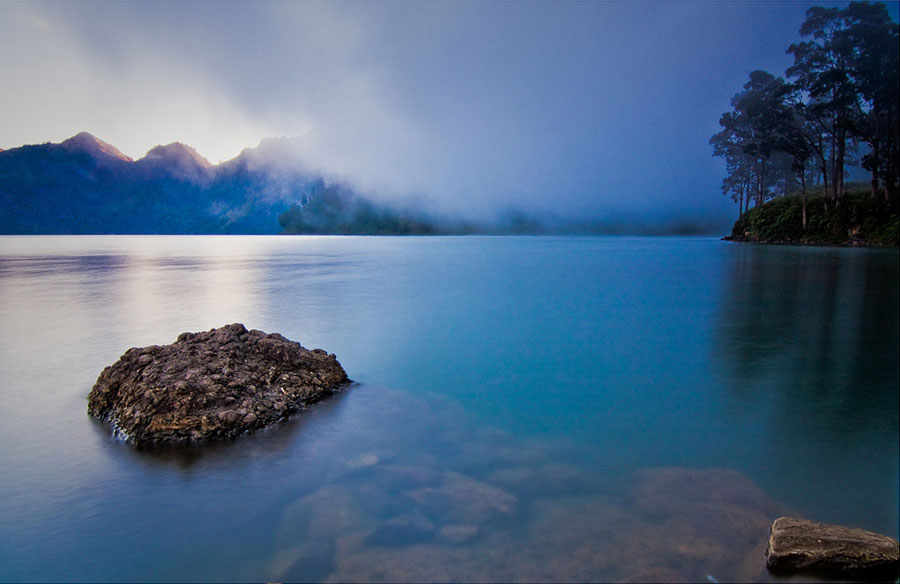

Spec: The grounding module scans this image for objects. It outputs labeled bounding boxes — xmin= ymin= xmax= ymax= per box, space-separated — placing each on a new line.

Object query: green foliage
xmin=730 ymin=190 xmax=899 ymax=245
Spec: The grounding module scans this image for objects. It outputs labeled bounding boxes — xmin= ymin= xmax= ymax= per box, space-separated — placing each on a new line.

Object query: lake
xmin=0 ymin=235 xmax=896 ymax=582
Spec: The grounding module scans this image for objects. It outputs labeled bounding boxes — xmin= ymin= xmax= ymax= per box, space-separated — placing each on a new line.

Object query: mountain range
xmin=0 ymin=132 xmax=401 ymax=234
xmin=1 ymin=132 xmax=722 ymax=236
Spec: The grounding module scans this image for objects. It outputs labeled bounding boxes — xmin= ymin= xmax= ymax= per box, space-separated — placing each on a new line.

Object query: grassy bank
xmin=726 ymin=189 xmax=899 ymax=246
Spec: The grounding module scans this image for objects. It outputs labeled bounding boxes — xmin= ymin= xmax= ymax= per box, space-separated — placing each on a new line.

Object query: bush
xmin=730 ymin=191 xmax=899 ymax=246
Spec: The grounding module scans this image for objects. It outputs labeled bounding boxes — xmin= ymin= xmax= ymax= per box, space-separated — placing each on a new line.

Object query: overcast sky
xmin=2 ymin=1 xmax=897 ymax=223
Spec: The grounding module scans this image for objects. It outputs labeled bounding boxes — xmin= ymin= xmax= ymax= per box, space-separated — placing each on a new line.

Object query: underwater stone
xmin=406 ymin=471 xmax=517 ymax=524
xmin=765 ymin=516 xmax=899 ymax=577
xmin=87 ymin=323 xmax=350 ymax=444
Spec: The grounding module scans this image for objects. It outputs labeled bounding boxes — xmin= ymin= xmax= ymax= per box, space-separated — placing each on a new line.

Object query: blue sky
xmin=2 ymin=1 xmax=897 ymax=224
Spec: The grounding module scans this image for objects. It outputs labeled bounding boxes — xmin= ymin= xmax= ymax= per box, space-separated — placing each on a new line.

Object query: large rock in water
xmin=765 ymin=516 xmax=899 ymax=578
xmin=87 ymin=324 xmax=350 ymax=444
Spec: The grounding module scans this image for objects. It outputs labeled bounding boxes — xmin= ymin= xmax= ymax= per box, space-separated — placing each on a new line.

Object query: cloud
xmin=0 ymin=3 xmax=283 ymax=163
xmin=3 ymin=1 xmax=873 ymax=224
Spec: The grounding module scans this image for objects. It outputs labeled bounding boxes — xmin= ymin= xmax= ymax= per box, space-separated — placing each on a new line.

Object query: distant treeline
xmin=278 ymin=182 xmax=442 ymax=235
xmin=278 ymin=186 xmax=722 ymax=236
xmin=711 ymin=1 xmax=898 ymax=231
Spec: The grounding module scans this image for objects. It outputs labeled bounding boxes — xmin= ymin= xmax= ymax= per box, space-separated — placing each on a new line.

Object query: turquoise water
xmin=0 ymin=235 xmax=896 ymax=582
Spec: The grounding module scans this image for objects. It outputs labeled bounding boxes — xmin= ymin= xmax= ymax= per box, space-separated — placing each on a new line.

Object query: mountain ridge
xmin=0 ymin=132 xmax=451 ymax=235
xmin=1 ymin=132 xmax=724 ymax=236
xmin=0 ymin=132 xmax=323 ymax=234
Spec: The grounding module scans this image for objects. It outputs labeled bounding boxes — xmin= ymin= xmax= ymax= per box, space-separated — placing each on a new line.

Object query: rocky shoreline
xmin=87 ymin=324 xmax=350 ymax=444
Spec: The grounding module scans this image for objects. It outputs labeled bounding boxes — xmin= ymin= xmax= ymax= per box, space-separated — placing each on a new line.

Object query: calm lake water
xmin=0 ymin=235 xmax=897 ymax=582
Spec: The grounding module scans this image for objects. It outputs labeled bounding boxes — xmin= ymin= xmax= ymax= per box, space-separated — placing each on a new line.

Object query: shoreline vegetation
xmin=712 ymin=2 xmax=898 ymax=248
xmin=724 ymin=184 xmax=899 ymax=246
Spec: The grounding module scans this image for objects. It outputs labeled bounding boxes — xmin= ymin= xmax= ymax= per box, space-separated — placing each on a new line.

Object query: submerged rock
xmin=628 ymin=467 xmax=788 ymax=582
xmin=405 ymin=471 xmax=517 ymax=524
xmin=365 ymin=511 xmax=436 ymax=546
xmin=87 ymin=323 xmax=350 ymax=444
xmin=765 ymin=516 xmax=899 ymax=578
xmin=437 ymin=524 xmax=480 ymax=545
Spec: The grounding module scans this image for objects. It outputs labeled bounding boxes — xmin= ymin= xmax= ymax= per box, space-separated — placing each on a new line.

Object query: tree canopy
xmin=712 ymin=1 xmax=899 ymax=226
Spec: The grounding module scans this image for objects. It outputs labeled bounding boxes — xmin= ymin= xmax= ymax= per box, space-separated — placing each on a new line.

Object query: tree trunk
xmin=871 ymin=144 xmax=880 ymax=198
xmin=757 ymin=158 xmax=766 ymax=207
xmin=819 ymin=134 xmax=829 ymax=199
xmin=831 ymin=128 xmax=840 ymax=203
xmin=801 ymin=171 xmax=808 ymax=232
xmin=836 ymin=131 xmax=845 ymax=201
xmin=872 ymin=101 xmax=881 ymax=198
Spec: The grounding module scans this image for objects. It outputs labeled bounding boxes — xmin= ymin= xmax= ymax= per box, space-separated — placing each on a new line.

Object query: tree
xmin=781 ymin=107 xmax=816 ymax=230
xmin=839 ymin=1 xmax=900 ymax=199
xmin=711 ymin=114 xmax=754 ymax=217
xmin=712 ymin=71 xmax=796 ymax=213
xmin=713 ymin=2 xmax=899 ymax=221
xmin=784 ymin=3 xmax=899 ymax=202
xmin=787 ymin=6 xmax=857 ymax=202
xmin=740 ymin=71 xmax=795 ymax=206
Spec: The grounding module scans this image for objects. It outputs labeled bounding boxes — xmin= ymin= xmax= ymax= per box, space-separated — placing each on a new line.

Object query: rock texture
xmin=87 ymin=323 xmax=350 ymax=444
xmin=765 ymin=516 xmax=899 ymax=577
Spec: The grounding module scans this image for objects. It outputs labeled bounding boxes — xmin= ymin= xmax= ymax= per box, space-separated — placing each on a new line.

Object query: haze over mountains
xmin=1 ymin=132 xmax=720 ymax=235
xmin=0 ymin=132 xmax=334 ymax=234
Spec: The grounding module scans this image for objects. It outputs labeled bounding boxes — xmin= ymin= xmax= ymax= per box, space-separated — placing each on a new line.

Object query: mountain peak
xmin=135 ymin=141 xmax=215 ymax=184
xmin=61 ymin=132 xmax=133 ymax=162
xmin=142 ymin=142 xmax=213 ymax=169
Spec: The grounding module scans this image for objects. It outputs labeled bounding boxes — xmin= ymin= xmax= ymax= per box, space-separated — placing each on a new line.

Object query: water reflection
xmin=719 ymin=246 xmax=898 ymax=398
xmin=716 ymin=244 xmax=899 ymax=535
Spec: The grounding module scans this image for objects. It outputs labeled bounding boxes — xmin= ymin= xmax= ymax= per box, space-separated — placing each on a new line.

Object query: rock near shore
xmin=765 ymin=516 xmax=899 ymax=578
xmin=87 ymin=324 xmax=350 ymax=444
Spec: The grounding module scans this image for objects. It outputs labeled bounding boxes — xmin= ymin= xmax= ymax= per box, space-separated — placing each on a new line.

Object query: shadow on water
xmin=715 ymin=244 xmax=899 ymax=536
